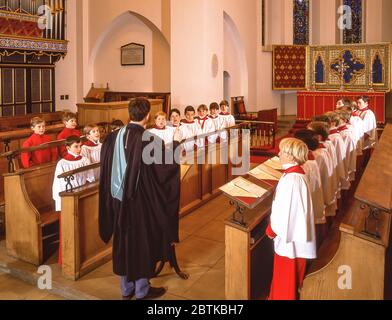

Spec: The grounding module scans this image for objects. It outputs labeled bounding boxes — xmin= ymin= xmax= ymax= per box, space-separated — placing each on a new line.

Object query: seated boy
xmin=149 ymin=111 xmax=177 ymax=146
xmin=21 ymin=117 xmax=58 ymax=168
xmin=266 ymin=138 xmax=316 ymax=300
xmin=81 ymin=123 xmax=102 ymax=180
xmin=57 ymin=112 xmax=81 ymax=157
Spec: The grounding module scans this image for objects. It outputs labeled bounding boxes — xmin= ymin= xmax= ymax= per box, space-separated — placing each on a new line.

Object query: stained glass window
xmin=293 ymin=0 xmax=310 ymax=45
xmin=343 ymin=0 xmax=363 ymax=44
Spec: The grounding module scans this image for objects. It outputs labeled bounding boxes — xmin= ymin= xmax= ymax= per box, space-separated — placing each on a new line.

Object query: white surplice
xmin=52 ymin=153 xmax=95 ymax=211
xmin=270 ymin=165 xmax=317 ymax=260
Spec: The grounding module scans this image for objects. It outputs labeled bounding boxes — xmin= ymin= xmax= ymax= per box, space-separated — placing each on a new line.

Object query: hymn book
xmin=263 ymin=156 xmax=283 ymax=171
xmin=249 ymin=163 xmax=283 ymax=181
xmin=220 ymin=177 xmax=268 ymax=199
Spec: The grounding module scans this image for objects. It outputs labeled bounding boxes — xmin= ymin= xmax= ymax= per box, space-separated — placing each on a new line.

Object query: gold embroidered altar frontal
xmin=273 ymin=43 xmax=391 ymax=92
xmin=309 ymin=43 xmax=391 ymax=92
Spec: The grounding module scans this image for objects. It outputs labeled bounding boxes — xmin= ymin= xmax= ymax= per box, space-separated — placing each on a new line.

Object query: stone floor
xmin=0 ymin=271 xmax=64 ymax=300
xmin=0 ymin=194 xmax=234 ymax=300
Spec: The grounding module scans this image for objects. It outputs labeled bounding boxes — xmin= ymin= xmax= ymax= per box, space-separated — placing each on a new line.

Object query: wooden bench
xmin=301 ymin=124 xmax=392 ymax=300
xmin=0 ymin=111 xmax=63 ymax=131
xmin=104 ymin=91 xmax=171 ymax=114
xmin=0 ymin=126 xmax=65 ymax=205
xmin=4 ymin=162 xmax=59 ymax=265
xmin=60 ymin=181 xmax=112 ymax=281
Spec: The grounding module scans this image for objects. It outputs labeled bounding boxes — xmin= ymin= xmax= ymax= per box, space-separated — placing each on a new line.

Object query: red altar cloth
xmin=297 ymin=91 xmax=386 ymax=124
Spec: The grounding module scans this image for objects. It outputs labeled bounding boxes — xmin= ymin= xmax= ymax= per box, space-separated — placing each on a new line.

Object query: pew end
xmin=301 ymin=201 xmax=391 ymax=300
xmin=60 ymin=182 xmax=112 ymax=281
xmin=4 ymin=162 xmax=59 ymax=265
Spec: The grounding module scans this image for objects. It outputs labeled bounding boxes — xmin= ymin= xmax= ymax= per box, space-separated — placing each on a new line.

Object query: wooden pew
xmin=60 ymin=181 xmax=112 ymax=281
xmin=0 ymin=111 xmax=63 ymax=131
xmin=104 ymin=91 xmax=171 ymax=115
xmin=0 ymin=126 xmax=64 ymax=205
xmin=225 ymin=190 xmax=275 ymax=300
xmin=179 ymin=125 xmax=248 ymax=216
xmin=301 ymin=124 xmax=392 ymax=300
xmin=3 ymin=124 xmax=248 ymax=280
xmin=4 ymin=162 xmax=59 ymax=265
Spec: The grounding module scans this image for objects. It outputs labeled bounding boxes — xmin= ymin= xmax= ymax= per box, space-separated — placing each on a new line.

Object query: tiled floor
xmin=0 ymin=194 xmax=235 ymax=300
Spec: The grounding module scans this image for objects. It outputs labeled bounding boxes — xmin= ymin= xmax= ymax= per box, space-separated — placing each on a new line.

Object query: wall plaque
xmin=121 ymin=43 xmax=145 ymax=66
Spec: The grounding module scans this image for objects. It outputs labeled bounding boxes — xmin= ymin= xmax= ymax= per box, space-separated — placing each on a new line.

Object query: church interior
xmin=0 ymin=0 xmax=392 ymax=301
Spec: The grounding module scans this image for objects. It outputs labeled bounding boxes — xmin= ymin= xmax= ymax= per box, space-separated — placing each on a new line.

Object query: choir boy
xmin=349 ymin=101 xmax=365 ymax=155
xmin=336 ymin=109 xmax=357 ymax=182
xmin=149 ymin=111 xmax=177 ymax=145
xmin=307 ymin=122 xmax=338 ymax=218
xmin=219 ymin=100 xmax=236 ymax=129
xmin=52 ymin=136 xmax=95 ymax=265
xmin=21 ymin=117 xmax=58 ymax=168
xmin=357 ymin=96 xmax=378 ymax=150
xmin=325 ymin=112 xmax=349 ymax=191
xmin=209 ymin=102 xmax=225 ymax=143
xmin=180 ymin=106 xmax=200 ymax=153
xmin=294 ymin=130 xmax=326 ymax=226
xmin=81 ymin=123 xmax=102 ymax=180
xmin=110 ymin=120 xmax=125 ymax=132
xmin=169 ymin=109 xmax=182 ymax=128
xmin=196 ymin=104 xmax=215 ymax=148
xmin=57 ymin=112 xmax=81 ymax=157
xmin=266 ymin=138 xmax=316 ymax=300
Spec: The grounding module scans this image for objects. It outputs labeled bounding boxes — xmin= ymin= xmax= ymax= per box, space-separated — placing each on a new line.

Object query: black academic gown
xmin=99 ymin=124 xmax=180 ymax=282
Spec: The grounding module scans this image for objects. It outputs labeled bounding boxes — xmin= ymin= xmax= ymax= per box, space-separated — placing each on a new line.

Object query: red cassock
xmin=266 ymin=220 xmax=307 ymax=300
xmin=266 ymin=165 xmax=316 ymax=301
xmin=21 ymin=133 xmax=58 ymax=168
xmin=57 ymin=128 xmax=81 ymax=157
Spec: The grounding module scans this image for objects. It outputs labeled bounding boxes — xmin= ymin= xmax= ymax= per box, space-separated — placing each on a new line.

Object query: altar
xmin=272 ymin=43 xmax=391 ymax=124
xmin=297 ymin=91 xmax=386 ymax=124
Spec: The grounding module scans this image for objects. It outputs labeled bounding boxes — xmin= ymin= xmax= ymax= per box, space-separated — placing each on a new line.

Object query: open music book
xmin=262 ymin=156 xmax=283 ymax=171
xmin=220 ymin=177 xmax=268 ymax=199
xmin=249 ymin=162 xmax=283 ymax=181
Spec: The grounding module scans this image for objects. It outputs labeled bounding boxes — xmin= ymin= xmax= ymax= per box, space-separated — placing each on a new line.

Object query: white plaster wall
xmin=93 ymin=13 xmax=170 ymax=92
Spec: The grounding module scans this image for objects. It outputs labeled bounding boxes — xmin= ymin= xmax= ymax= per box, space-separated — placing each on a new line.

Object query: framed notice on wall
xmin=121 ymin=43 xmax=145 ymax=66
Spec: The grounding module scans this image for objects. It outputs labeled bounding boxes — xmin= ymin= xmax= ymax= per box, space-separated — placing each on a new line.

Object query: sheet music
xmin=249 ymin=166 xmax=280 ymax=181
xmin=264 ymin=157 xmax=283 ymax=171
xmin=252 ymin=163 xmax=283 ymax=180
xmin=220 ymin=177 xmax=268 ymax=199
